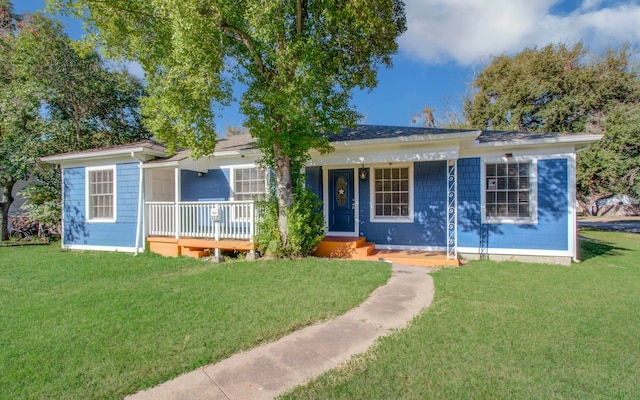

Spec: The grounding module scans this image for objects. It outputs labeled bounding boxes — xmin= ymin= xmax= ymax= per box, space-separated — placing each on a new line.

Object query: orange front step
xmin=313 ymin=236 xmax=459 ymax=267
xmin=313 ymin=236 xmax=367 ymax=258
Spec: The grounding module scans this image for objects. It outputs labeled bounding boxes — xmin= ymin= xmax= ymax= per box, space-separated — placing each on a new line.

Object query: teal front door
xmin=328 ymin=169 xmax=354 ymax=232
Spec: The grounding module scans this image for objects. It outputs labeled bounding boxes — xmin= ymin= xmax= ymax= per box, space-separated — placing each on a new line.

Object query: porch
xmin=146 ymin=201 xmax=258 ymax=258
xmin=313 ymin=236 xmax=460 ymax=267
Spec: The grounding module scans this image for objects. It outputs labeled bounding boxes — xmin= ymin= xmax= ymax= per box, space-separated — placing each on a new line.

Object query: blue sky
xmin=14 ymin=0 xmax=640 ymax=129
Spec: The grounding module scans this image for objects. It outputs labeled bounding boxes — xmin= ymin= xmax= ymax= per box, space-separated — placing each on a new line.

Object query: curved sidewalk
xmin=127 ymin=263 xmax=435 ymax=400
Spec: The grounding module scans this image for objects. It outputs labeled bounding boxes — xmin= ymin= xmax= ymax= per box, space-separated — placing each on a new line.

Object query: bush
xmin=255 ymin=186 xmax=325 ymax=258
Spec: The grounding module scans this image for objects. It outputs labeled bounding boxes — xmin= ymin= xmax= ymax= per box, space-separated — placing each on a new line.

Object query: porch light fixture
xmin=359 ymin=164 xmax=367 ymax=180
xmin=505 ymin=153 xmax=514 ymax=159
xmin=198 ymin=172 xmax=205 ymax=177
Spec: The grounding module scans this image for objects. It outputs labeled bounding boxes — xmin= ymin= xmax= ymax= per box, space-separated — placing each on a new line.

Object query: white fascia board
xmin=470 ymin=134 xmax=603 ymax=151
xmin=212 ymin=149 xmax=262 ymax=158
xmin=53 ymin=155 xmax=145 ymax=169
xmin=308 ymin=145 xmax=460 ymax=166
xmin=460 ymin=145 xmax=578 ymax=159
xmin=42 ymin=146 xmax=165 ymax=166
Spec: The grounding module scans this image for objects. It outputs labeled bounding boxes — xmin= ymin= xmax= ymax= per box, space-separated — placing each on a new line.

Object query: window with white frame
xmin=371 ymin=166 xmax=413 ymax=222
xmin=87 ymin=166 xmax=115 ymax=221
xmin=483 ymin=160 xmax=536 ymax=223
xmin=234 ymin=167 xmax=266 ymax=201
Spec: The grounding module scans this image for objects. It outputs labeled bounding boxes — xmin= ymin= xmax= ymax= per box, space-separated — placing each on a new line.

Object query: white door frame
xmin=323 ymin=166 xmax=359 ymax=237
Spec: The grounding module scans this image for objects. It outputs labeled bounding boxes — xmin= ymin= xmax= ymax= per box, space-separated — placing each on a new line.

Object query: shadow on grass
xmin=578 ymin=230 xmax=628 ymax=261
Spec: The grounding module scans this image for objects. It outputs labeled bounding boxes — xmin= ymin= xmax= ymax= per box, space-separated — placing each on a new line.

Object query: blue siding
xmin=181 ymin=169 xmax=230 ymax=201
xmin=305 ymin=166 xmax=323 ymax=200
xmin=358 ymin=161 xmax=447 ymax=247
xmin=457 ymin=157 xmax=569 ymax=251
xmin=63 ymin=163 xmax=142 ymax=248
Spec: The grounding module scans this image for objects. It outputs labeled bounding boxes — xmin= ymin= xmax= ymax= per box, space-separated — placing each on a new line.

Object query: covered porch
xmin=145 ymin=200 xmax=258 ymax=258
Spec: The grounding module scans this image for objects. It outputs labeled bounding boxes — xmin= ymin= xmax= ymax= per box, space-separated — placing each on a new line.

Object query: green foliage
xmin=256 ymin=185 xmax=325 ymax=258
xmin=19 ymin=165 xmax=62 ymax=234
xmin=463 ymin=43 xmax=640 ymax=201
xmin=1 ymin=1 xmax=150 ymax=240
xmin=578 ymin=103 xmax=640 ymax=199
xmin=0 ymin=245 xmax=390 ymax=399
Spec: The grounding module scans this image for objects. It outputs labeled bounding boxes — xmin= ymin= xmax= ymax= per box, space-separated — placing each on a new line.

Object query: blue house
xmin=42 ymin=125 xmax=601 ymax=265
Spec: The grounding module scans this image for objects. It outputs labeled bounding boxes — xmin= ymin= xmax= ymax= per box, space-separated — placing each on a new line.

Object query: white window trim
xmin=85 ymin=165 xmax=117 ymax=223
xmin=227 ymin=165 xmax=268 ymax=223
xmin=229 ymin=164 xmax=268 ymax=201
xmin=369 ymin=163 xmax=414 ymax=223
xmin=481 ymin=156 xmax=538 ymax=225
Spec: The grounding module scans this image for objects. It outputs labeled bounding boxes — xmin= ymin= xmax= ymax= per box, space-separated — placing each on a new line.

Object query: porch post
xmin=446 ymin=159 xmax=458 ymax=260
xmin=174 ymin=167 xmax=180 ymax=239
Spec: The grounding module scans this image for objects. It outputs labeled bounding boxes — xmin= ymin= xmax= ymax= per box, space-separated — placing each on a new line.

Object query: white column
xmin=174 ymin=167 xmax=180 ymax=239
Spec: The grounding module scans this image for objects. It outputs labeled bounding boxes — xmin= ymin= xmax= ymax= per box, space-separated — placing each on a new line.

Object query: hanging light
xmin=359 ymin=164 xmax=367 ymax=180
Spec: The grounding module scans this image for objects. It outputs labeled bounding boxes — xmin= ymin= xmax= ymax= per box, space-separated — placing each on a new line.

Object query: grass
xmin=282 ymin=230 xmax=640 ymax=399
xmin=0 ymin=246 xmax=390 ymax=399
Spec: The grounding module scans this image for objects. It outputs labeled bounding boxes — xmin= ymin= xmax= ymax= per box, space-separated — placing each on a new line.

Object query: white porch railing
xmin=146 ymin=201 xmax=257 ymax=240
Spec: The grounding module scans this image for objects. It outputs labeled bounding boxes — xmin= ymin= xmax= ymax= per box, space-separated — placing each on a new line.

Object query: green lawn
xmin=283 ymin=230 xmax=640 ymax=399
xmin=0 ymin=246 xmax=390 ymax=399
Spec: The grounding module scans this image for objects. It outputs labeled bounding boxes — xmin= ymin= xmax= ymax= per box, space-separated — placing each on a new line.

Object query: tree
xmin=52 ymin=0 xmax=407 ymax=252
xmin=0 ymin=1 xmax=150 ymax=240
xmin=16 ymin=13 xmax=149 ymax=153
xmin=462 ymin=43 xmax=640 ymax=205
xmin=0 ymin=1 xmax=46 ymax=240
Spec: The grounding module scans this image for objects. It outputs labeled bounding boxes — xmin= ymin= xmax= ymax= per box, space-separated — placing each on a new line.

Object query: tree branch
xmin=221 ymin=23 xmax=269 ymax=79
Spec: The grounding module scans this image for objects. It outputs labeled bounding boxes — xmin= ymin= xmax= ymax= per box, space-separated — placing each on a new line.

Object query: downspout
xmin=132 ymin=152 xmax=145 ymax=255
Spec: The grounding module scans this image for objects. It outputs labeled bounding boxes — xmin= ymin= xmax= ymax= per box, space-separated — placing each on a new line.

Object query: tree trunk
xmin=272 ymin=141 xmax=293 ymax=248
xmin=1 ymin=181 xmax=16 ymax=241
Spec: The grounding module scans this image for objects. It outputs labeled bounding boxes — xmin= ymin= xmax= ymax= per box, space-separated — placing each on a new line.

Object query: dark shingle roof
xmin=326 ymin=125 xmax=479 ymax=142
xmin=476 ymin=130 xmax=576 ymax=143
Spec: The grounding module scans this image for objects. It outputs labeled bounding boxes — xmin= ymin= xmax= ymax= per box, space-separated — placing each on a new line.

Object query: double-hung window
xmin=483 ymin=159 xmax=537 ymax=224
xmin=232 ymin=167 xmax=266 ymax=221
xmin=370 ymin=165 xmax=413 ymax=222
xmin=234 ymin=167 xmax=267 ymax=201
xmin=86 ymin=166 xmax=116 ymax=222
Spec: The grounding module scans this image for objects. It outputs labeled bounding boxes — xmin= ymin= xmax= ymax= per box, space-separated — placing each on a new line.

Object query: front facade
xmin=43 ymin=126 xmax=601 ymax=265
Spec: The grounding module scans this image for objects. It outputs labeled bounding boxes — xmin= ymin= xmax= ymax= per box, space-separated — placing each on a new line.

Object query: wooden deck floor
xmin=313 ymin=236 xmax=459 ymax=267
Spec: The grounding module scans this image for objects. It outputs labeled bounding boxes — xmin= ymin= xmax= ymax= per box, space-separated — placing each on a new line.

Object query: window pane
xmin=374 ymin=168 xmax=410 ymax=219
xmin=88 ymin=168 xmax=114 ymax=219
xmin=485 ymin=162 xmax=532 ymax=219
xmin=497 ymin=177 xmax=507 ymax=190
xmin=486 ymin=164 xmax=496 ymax=176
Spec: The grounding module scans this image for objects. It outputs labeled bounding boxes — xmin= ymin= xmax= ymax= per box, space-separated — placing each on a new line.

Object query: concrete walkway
xmin=127 ymin=263 xmax=435 ymax=400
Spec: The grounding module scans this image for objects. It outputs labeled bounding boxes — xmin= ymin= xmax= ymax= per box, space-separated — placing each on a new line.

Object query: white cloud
xmin=400 ymin=0 xmax=640 ymax=65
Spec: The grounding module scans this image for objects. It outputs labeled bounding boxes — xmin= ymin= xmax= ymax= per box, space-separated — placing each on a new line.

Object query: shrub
xmin=256 ymin=186 xmax=325 ymax=258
